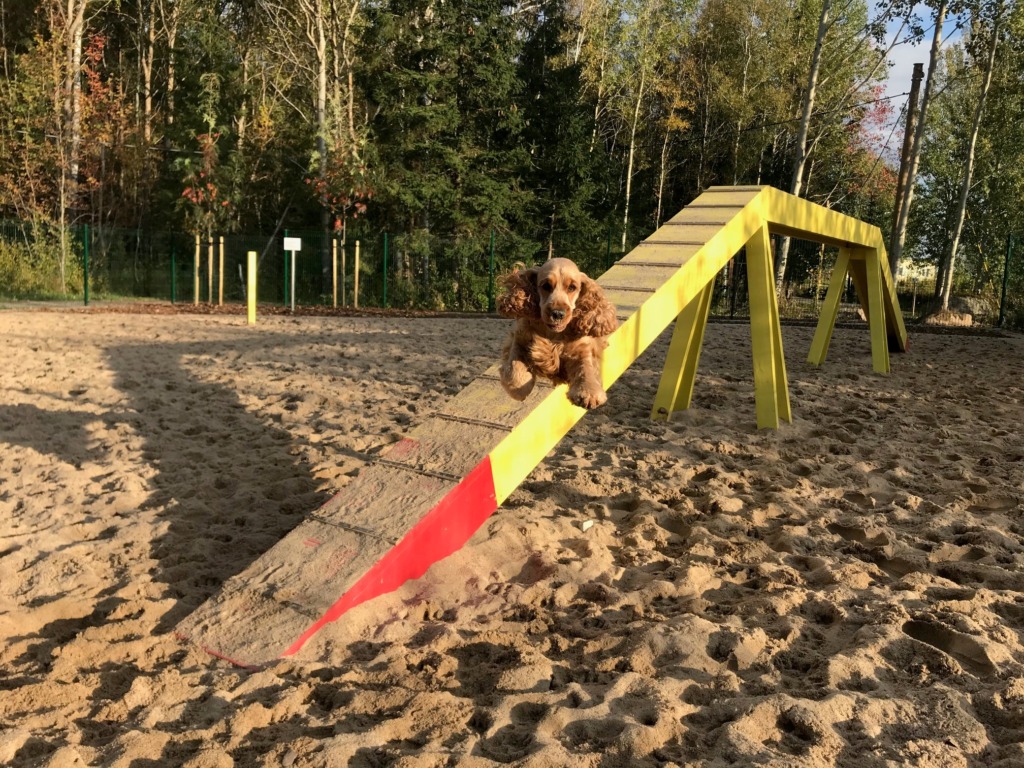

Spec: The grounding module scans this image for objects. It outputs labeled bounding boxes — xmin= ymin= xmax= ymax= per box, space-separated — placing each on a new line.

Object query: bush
xmin=0 ymin=235 xmax=82 ymax=299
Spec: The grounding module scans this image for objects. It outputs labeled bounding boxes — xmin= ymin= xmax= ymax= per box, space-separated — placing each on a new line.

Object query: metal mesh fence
xmin=0 ymin=220 xmax=1020 ymax=329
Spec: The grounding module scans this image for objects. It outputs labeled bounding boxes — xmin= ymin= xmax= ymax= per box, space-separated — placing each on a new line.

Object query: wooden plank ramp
xmin=176 ymin=186 xmax=907 ymax=667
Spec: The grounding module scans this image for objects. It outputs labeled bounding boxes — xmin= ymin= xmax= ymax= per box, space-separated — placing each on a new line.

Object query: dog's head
xmin=498 ymin=258 xmax=617 ymax=338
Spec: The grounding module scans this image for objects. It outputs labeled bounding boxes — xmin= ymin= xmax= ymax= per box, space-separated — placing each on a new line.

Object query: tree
xmin=890 ymin=0 xmax=951 ymax=272
xmin=774 ymin=0 xmax=915 ymax=292
xmin=937 ymin=0 xmax=1004 ymax=309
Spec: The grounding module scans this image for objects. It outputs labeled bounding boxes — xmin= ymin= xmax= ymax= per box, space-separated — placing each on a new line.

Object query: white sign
xmin=284 ymin=237 xmax=302 ymax=252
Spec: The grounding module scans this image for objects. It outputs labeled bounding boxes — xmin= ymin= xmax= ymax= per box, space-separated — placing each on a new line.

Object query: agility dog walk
xmin=176 ymin=185 xmax=908 ymax=667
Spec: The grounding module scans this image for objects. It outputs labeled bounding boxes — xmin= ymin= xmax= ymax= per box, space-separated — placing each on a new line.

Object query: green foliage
xmin=911 ymin=2 xmax=1024 ymax=313
xmin=0 ymin=230 xmax=82 ymax=299
xmin=5 ymin=0 xmax=1019 ymax=326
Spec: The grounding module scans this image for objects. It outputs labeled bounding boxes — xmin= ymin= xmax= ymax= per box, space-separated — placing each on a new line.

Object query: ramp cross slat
xmin=176 ymin=186 xmax=908 ymax=667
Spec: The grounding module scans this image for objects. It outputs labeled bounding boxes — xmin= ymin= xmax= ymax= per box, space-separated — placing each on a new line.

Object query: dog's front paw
xmin=501 ymin=359 xmax=536 ymax=401
xmin=568 ymin=383 xmax=607 ymax=410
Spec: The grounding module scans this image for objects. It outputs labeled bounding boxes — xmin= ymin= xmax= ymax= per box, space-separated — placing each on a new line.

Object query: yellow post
xmin=651 ymin=281 xmax=714 ymax=421
xmin=193 ymin=233 xmax=200 ymax=306
xmin=207 ymin=235 xmax=214 ymax=304
xmin=247 ymin=251 xmax=257 ymax=325
xmin=864 ymin=247 xmax=890 ymax=374
xmin=808 ymin=248 xmax=851 ymax=366
xmin=745 ymin=224 xmax=790 ymax=429
xmin=341 ymin=238 xmax=347 ymax=307
xmin=332 ymin=236 xmax=338 ymax=308
xmin=354 ymin=240 xmax=360 ymax=309
xmin=218 ymin=236 xmax=225 ymax=306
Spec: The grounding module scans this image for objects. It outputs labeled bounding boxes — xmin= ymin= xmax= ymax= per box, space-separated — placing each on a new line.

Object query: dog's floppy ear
xmin=569 ymin=275 xmax=618 ymax=337
xmin=497 ymin=265 xmax=540 ymax=319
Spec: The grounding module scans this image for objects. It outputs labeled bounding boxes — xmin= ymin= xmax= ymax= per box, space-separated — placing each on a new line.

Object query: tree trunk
xmin=64 ymin=0 xmax=86 ymax=184
xmin=774 ymin=0 xmax=832 ymax=293
xmin=890 ymin=0 xmax=948 ymax=272
xmin=140 ymin=0 xmax=156 ymax=144
xmin=309 ymin=0 xmax=330 ymax=266
xmin=589 ymin=58 xmax=605 ymax=153
xmin=732 ymin=31 xmax=751 ymax=185
xmin=237 ymin=50 xmax=250 ymax=148
xmin=696 ymin=78 xmax=710 ymax=190
xmin=60 ymin=0 xmax=88 ymax=294
xmin=340 ymin=0 xmax=361 ymax=151
xmin=621 ymin=69 xmax=646 ymax=253
xmin=939 ymin=4 xmax=1002 ymax=310
xmin=655 ymin=121 xmax=671 ymax=227
xmin=163 ymin=0 xmax=178 ymax=126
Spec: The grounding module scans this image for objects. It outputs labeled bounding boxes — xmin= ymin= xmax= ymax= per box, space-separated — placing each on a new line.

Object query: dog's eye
xmin=568 ymin=283 xmax=578 ymax=293
xmin=541 ymin=281 xmax=553 ymax=292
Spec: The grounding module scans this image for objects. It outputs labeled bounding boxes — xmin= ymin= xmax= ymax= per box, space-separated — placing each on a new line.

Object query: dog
xmin=497 ymin=258 xmax=618 ymax=409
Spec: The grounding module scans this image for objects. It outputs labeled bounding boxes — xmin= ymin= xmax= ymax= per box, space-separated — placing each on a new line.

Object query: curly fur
xmin=496 ymin=258 xmax=618 ymax=409
xmin=496 ymin=267 xmax=539 ymax=319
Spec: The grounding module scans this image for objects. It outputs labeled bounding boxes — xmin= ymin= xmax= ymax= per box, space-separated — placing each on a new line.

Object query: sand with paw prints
xmin=1 ymin=306 xmax=1024 ymax=767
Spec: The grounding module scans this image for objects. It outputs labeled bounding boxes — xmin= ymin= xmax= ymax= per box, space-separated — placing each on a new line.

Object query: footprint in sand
xmin=968 ymin=496 xmax=1019 ymax=515
xmin=902 ymin=620 xmax=998 ymax=678
xmin=561 ymin=717 xmax=628 ymax=752
xmin=476 ymin=702 xmax=549 ymax=763
xmin=827 ymin=523 xmax=889 ymax=547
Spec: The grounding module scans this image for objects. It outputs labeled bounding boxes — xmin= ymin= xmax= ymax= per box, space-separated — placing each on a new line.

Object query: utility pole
xmin=889 ymin=63 xmax=924 ymax=277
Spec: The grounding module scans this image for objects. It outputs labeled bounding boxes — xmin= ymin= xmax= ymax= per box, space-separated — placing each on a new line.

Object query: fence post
xmin=218 ymin=235 xmax=225 ymax=306
xmin=171 ymin=244 xmax=177 ymax=304
xmin=283 ymin=228 xmax=290 ymax=306
xmin=999 ymin=233 xmax=1013 ymax=327
xmin=83 ymin=224 xmax=90 ymax=307
xmin=488 ymin=228 xmax=496 ymax=313
xmin=193 ymin=233 xmax=200 ymax=305
xmin=207 ymin=234 xmax=214 ymax=303
xmin=332 ymin=235 xmax=338 ymax=308
xmin=383 ymin=232 xmax=389 ymax=308
xmin=247 ymin=251 xmax=257 ymax=325
xmin=354 ymin=240 xmax=360 ymax=309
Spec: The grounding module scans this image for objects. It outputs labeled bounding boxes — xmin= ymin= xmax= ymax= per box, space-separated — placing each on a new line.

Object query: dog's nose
xmin=549 ymin=309 xmax=565 ymax=321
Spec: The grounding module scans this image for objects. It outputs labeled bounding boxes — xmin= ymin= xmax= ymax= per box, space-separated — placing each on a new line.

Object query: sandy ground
xmin=1 ymin=307 xmax=1023 ymax=768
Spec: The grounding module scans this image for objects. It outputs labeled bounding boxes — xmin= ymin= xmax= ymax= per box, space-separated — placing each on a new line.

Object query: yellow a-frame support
xmin=644 ymin=186 xmax=906 ymax=429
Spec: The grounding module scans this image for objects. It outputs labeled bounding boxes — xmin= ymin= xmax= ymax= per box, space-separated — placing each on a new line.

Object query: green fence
xmin=1 ymin=221 xmax=1020 ymax=329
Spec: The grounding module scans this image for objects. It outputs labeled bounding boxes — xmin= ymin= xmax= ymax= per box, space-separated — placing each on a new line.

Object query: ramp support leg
xmin=651 ymin=281 xmax=714 ymax=421
xmin=811 ymin=248 xmax=890 ymax=374
xmin=808 ymin=248 xmax=852 ymax=366
xmin=864 ymin=248 xmax=891 ymax=374
xmin=746 ymin=224 xmax=791 ymax=429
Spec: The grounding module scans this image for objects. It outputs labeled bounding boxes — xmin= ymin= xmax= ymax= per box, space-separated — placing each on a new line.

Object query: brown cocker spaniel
xmin=497 ymin=258 xmax=618 ymax=409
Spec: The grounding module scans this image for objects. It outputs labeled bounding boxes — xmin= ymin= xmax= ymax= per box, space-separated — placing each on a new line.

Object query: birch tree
xmin=774 ymin=0 xmax=919 ymax=292
xmin=938 ymin=0 xmax=1004 ymax=309
xmin=605 ymin=0 xmax=693 ymax=252
xmin=890 ymin=0 xmax=950 ymax=271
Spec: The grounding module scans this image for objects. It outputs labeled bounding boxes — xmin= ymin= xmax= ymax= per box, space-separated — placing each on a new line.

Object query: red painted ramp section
xmin=175 ymin=370 xmax=533 ymax=668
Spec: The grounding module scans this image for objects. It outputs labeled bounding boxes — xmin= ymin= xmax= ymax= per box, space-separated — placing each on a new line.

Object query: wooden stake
xmin=247 ymin=251 xmax=257 ymax=325
xmin=332 ymin=236 xmax=338 ymax=308
xmin=218 ymin=236 xmax=225 ymax=306
xmin=354 ymin=240 xmax=360 ymax=309
xmin=207 ymin=235 xmax=214 ymax=304
xmin=193 ymin=232 xmax=200 ymax=305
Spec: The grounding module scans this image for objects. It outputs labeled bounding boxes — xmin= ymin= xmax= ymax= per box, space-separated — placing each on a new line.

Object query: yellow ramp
xmin=176 ymin=186 xmax=907 ymax=667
